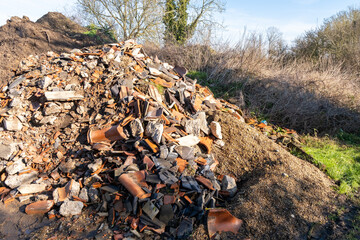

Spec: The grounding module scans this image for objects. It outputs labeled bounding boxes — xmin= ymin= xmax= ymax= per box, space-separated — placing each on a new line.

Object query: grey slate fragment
xmin=184 ymin=119 xmax=201 ymax=136
xmin=88 ymin=159 xmax=102 ymax=172
xmin=89 ymin=186 xmax=100 ymax=202
xmin=174 ymin=146 xmax=195 ymax=160
xmin=130 ymin=119 xmax=144 ymax=137
xmin=5 ymin=171 xmax=38 ymax=189
xmin=145 ymin=121 xmax=163 ymax=144
xmin=158 ymin=169 xmax=178 ymax=185
xmin=142 ymin=201 xmax=159 ymax=220
xmin=8 ymin=76 xmax=26 ymax=90
xmin=59 ymin=159 xmax=76 ymax=173
xmin=177 ymin=218 xmax=194 ymax=239
xmin=159 ymin=145 xmax=169 ymax=159
xmin=192 ymin=111 xmax=209 ymax=134
xmin=43 ymin=103 xmax=61 ymax=115
xmin=181 ymin=176 xmax=202 ymax=193
xmin=221 ymin=175 xmax=237 ymax=197
xmin=100 ymin=185 xmax=119 ymax=193
xmin=59 ymin=200 xmax=84 ymax=217
xmin=159 ymin=204 xmax=174 ymax=225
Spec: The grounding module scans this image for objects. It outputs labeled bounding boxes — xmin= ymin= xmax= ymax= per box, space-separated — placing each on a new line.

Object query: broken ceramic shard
xmin=25 ymin=200 xmax=54 ymax=215
xmin=207 ymin=209 xmax=243 ymax=238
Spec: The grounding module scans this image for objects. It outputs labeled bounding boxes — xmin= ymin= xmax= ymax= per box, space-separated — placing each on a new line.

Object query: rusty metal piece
xmin=25 ymin=200 xmax=54 ymax=215
xmin=207 ymin=209 xmax=242 ymax=238
xmin=118 ymin=171 xmax=148 ymax=199
xmin=199 ymin=136 xmax=213 ymax=154
xmin=87 ymin=124 xmax=128 ymax=144
xmin=195 ymin=176 xmax=215 ymax=190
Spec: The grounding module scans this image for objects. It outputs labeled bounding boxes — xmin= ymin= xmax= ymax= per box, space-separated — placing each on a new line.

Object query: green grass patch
xmin=187 ymin=70 xmax=243 ymax=100
xmin=302 ymin=132 xmax=360 ymax=194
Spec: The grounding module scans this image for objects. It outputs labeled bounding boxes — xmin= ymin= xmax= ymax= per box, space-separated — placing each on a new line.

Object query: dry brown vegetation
xmin=145 ymin=33 xmax=360 ymax=134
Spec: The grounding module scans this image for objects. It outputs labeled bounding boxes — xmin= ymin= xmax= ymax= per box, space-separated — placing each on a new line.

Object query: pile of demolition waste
xmin=0 ymin=40 xmax=247 ymax=239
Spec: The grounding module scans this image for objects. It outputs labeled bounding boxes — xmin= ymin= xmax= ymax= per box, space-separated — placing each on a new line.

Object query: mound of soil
xmin=0 ymin=14 xmax=98 ymax=85
xmin=36 ymin=12 xmax=87 ymax=35
xmin=191 ymin=111 xmax=345 ymax=239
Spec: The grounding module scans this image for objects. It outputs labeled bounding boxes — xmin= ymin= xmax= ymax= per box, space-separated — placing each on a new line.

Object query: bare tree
xmin=77 ymin=0 xmax=164 ymax=42
xmin=163 ymin=0 xmax=225 ymax=44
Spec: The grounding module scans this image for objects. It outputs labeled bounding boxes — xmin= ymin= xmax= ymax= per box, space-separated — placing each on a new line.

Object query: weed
xmin=302 ymin=132 xmax=360 ymax=194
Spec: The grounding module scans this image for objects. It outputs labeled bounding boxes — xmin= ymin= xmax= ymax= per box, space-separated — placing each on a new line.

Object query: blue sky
xmin=221 ymin=0 xmax=360 ymax=44
xmin=0 ymin=0 xmax=359 ymax=44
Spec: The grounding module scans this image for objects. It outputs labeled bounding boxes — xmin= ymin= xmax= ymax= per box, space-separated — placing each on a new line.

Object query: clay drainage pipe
xmin=88 ymin=124 xmax=128 ymax=144
xmin=118 ymin=171 xmax=148 ymax=199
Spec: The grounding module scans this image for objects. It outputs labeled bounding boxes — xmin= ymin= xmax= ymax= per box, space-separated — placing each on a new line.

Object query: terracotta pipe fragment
xmin=118 ymin=171 xmax=148 ymax=199
xmin=88 ymin=124 xmax=128 ymax=144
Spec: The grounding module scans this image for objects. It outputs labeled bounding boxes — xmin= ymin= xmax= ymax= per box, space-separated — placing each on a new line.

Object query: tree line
xmin=76 ymin=0 xmax=224 ymax=45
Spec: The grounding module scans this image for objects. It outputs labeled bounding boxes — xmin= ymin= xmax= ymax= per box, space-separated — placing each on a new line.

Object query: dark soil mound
xmin=0 ymin=14 xmax=99 ymax=85
xmin=36 ymin=12 xmax=87 ymax=35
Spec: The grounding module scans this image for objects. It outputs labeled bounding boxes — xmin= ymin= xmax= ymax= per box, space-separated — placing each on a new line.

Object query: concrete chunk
xmin=18 ymin=183 xmax=47 ymax=194
xmin=3 ymin=116 xmax=23 ymax=131
xmin=0 ymin=143 xmax=16 ymax=160
xmin=45 ymin=91 xmax=84 ymax=101
xmin=5 ymin=171 xmax=38 ymax=189
xmin=210 ymin=121 xmax=222 ymax=139
xmin=59 ymin=200 xmax=84 ymax=217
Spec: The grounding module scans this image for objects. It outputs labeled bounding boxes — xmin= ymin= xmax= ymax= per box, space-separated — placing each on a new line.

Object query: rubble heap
xmin=0 ymin=40 xmax=248 ymax=239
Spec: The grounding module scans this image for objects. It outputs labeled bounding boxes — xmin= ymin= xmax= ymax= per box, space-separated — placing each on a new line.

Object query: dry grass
xmin=144 ymin=37 xmax=360 ymax=134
